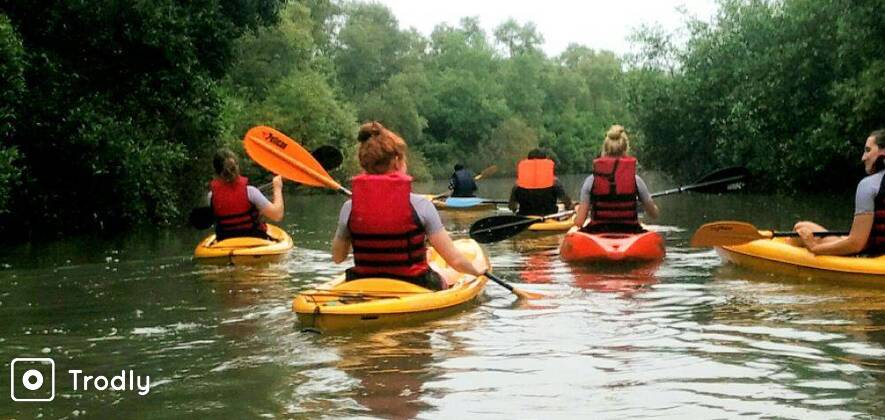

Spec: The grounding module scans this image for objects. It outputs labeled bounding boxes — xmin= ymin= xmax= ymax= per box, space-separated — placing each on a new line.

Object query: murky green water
xmin=1 ymin=173 xmax=883 ymax=418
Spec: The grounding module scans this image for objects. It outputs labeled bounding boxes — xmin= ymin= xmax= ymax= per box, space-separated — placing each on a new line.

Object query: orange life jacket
xmin=515 ymin=159 xmax=558 ymax=215
xmin=589 ymin=157 xmax=639 ymax=227
xmin=517 ymin=159 xmax=555 ymax=189
xmin=210 ymin=176 xmax=267 ymax=240
xmin=348 ymin=172 xmax=429 ymax=280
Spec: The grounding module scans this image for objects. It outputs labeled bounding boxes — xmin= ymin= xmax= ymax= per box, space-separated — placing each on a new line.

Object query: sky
xmin=373 ymin=0 xmax=720 ymax=56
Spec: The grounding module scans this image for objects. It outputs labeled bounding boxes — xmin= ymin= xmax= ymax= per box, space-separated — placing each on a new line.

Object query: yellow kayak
xmin=717 ymin=237 xmax=885 ymax=283
xmin=194 ymin=224 xmax=294 ymax=265
xmin=293 ymin=239 xmax=490 ymax=331
xmin=527 ymin=214 xmax=576 ymax=232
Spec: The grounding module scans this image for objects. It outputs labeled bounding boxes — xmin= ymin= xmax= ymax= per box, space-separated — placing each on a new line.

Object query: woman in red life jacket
xmin=331 ymin=121 xmax=487 ymax=290
xmin=793 ymin=129 xmax=885 ymax=255
xmin=574 ymin=125 xmax=659 ymax=232
xmin=508 ymin=148 xmax=573 ymax=216
xmin=209 ymin=149 xmax=284 ymax=240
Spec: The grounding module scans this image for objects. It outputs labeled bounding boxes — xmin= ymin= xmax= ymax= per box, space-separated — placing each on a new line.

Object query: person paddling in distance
xmin=208 ymin=149 xmax=285 ymax=240
xmin=574 ymin=125 xmax=659 ymax=232
xmin=793 ymin=129 xmax=885 ymax=255
xmin=508 ymin=148 xmax=573 ymax=216
xmin=331 ymin=122 xmax=487 ymax=290
xmin=449 ymin=163 xmax=478 ymax=197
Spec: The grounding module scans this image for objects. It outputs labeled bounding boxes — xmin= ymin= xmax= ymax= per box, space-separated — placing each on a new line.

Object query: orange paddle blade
xmin=474 ymin=165 xmax=498 ymax=180
xmin=690 ymin=221 xmax=771 ymax=247
xmin=243 ymin=126 xmax=343 ymax=191
xmin=513 ymin=288 xmax=546 ymax=300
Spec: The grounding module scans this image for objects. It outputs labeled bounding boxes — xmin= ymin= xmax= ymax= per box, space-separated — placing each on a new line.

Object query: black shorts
xmin=345 ymin=269 xmax=446 ymax=291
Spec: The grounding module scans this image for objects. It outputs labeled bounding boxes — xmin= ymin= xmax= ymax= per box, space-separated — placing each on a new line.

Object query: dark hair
xmin=871 ymin=129 xmax=885 ymax=172
xmin=357 ymin=121 xmax=408 ymax=174
xmin=454 ymin=163 xmax=464 ymax=171
xmin=213 ymin=149 xmax=240 ymax=183
xmin=871 ymin=129 xmax=885 ymax=148
xmin=527 ymin=148 xmax=547 ymax=159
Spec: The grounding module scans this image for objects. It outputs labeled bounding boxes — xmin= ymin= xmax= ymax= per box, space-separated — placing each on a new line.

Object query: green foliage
xmin=626 ymin=0 xmax=885 ymax=190
xmin=0 ymin=14 xmax=24 ymax=213
xmin=476 ymin=117 xmax=539 ymax=176
xmin=0 ymin=0 xmax=283 ymax=236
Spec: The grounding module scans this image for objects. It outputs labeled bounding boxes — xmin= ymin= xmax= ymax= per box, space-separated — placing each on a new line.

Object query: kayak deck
xmin=527 ymin=214 xmax=576 ymax=232
xmin=717 ymin=237 xmax=885 ymax=283
xmin=560 ymin=227 xmax=665 ymax=263
xmin=193 ymin=224 xmax=294 ymax=265
xmin=293 ymin=239 xmax=490 ymax=331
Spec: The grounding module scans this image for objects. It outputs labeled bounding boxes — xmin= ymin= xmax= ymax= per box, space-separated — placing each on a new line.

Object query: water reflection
xmin=1 ymin=174 xmax=883 ymax=418
xmin=335 ymin=328 xmax=435 ymax=419
xmin=569 ymin=262 xmax=661 ymax=295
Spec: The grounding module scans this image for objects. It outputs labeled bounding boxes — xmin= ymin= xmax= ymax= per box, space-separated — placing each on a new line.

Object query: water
xmin=1 ymin=174 xmax=883 ymax=418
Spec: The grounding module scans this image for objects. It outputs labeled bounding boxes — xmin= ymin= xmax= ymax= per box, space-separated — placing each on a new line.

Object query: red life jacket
xmin=348 ymin=172 xmax=429 ymax=280
xmin=866 ymin=173 xmax=885 ymax=254
xmin=210 ymin=176 xmax=267 ymax=240
xmin=589 ymin=156 xmax=639 ymax=227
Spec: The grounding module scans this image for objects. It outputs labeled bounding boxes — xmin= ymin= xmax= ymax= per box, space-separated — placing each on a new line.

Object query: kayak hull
xmin=193 ymin=224 xmax=293 ymax=265
xmin=559 ymin=227 xmax=665 ymax=263
xmin=716 ymin=237 xmax=885 ymax=283
xmin=293 ymin=239 xmax=490 ymax=331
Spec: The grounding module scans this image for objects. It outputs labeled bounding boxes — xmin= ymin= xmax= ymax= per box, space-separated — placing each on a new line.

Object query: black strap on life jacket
xmin=866 ymin=173 xmax=885 ymax=255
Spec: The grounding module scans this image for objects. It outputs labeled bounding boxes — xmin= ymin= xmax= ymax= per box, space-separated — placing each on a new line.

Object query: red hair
xmin=357 ymin=121 xmax=407 ymax=174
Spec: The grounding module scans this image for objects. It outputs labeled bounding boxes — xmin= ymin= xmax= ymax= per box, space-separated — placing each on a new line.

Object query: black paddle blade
xmin=312 ymin=145 xmax=343 ymax=171
xmin=691 ymin=166 xmax=749 ymax=193
xmin=189 ymin=206 xmax=214 ymax=230
xmin=469 ymin=215 xmax=534 ymax=243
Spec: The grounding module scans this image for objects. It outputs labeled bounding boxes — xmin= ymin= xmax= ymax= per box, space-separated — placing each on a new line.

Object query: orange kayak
xmin=559 ymin=227 xmax=665 ymax=263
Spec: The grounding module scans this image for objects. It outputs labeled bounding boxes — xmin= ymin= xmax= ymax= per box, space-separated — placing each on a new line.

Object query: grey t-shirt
xmin=579 ymin=175 xmax=653 ymax=206
xmin=854 ymin=170 xmax=885 ymax=215
xmin=334 ymin=193 xmax=444 ymax=240
xmin=207 ymin=186 xmax=271 ymax=210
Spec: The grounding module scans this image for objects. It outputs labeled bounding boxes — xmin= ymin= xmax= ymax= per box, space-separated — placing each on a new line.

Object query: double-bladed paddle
xmin=242 ymin=126 xmax=541 ymax=300
xmin=189 ymin=143 xmax=344 ymax=229
xmin=470 ymin=210 xmax=576 ymax=244
xmin=690 ymin=221 xmax=850 ymax=247
xmin=468 ymin=166 xmax=750 ymax=243
xmin=651 ymin=166 xmax=749 ymax=198
xmin=432 ymin=165 xmax=500 ymax=200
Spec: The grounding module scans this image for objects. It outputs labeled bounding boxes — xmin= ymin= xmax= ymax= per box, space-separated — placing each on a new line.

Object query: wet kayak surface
xmin=1 ymin=174 xmax=883 ymax=418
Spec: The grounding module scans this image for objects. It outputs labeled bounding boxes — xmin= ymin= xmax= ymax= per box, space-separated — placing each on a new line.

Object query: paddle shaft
xmin=484 ymin=272 xmax=516 ymax=292
xmin=770 ymin=230 xmax=850 ymax=238
xmin=651 ymin=174 xmax=745 ymax=198
xmin=472 ymin=210 xmax=575 ymax=237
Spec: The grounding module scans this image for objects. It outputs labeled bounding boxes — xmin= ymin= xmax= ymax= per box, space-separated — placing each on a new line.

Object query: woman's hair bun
xmin=357 ymin=121 xmax=384 ymax=142
xmin=606 ymin=124 xmax=625 ymax=141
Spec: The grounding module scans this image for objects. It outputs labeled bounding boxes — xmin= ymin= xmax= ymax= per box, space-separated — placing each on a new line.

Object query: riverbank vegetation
xmin=0 ymin=0 xmax=882 ymax=237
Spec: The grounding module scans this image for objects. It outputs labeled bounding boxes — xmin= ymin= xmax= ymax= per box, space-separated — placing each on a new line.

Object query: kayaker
xmin=574 ymin=125 xmax=659 ymax=232
xmin=793 ymin=129 xmax=885 ymax=255
xmin=331 ymin=121 xmax=486 ymax=290
xmin=508 ymin=148 xmax=573 ymax=216
xmin=208 ymin=149 xmax=285 ymax=240
xmin=449 ymin=164 xmax=478 ymax=197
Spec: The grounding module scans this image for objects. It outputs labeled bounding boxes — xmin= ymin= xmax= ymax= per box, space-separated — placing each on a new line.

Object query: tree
xmin=0 ymin=0 xmax=284 ymax=236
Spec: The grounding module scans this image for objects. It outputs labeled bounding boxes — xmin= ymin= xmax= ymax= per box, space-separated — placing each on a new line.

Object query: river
xmin=1 ymin=173 xmax=883 ymax=418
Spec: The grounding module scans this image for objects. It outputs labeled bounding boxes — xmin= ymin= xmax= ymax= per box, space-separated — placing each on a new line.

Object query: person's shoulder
xmin=859 ymin=171 xmax=884 ymax=187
